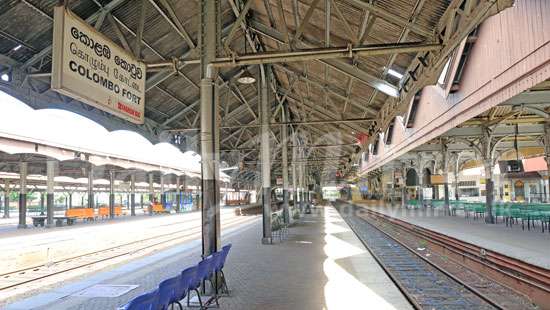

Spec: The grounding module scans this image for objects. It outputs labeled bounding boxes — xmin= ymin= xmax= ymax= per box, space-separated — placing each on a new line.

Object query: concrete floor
xmin=5 ymin=206 xmax=412 ymax=310
xmin=356 ymin=202 xmax=550 ymax=269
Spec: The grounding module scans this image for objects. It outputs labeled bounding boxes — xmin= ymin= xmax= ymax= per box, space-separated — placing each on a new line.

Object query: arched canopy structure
xmin=0 ymin=91 xmax=229 ymax=182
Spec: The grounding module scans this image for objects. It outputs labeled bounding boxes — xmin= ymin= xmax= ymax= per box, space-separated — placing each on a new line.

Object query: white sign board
xmin=52 ymin=6 xmax=146 ymax=124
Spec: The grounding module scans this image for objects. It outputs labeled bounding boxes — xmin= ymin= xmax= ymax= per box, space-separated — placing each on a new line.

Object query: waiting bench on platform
xmin=152 ymin=203 xmax=168 ymax=214
xmin=31 ymin=216 xmax=47 ymax=227
xmin=32 ymin=216 xmax=76 ymax=227
xmin=65 ymin=208 xmax=95 ymax=221
xmin=98 ymin=206 xmax=123 ymax=217
xmin=55 ymin=216 xmax=76 ymax=227
xmin=31 ymin=216 xmax=77 ymax=227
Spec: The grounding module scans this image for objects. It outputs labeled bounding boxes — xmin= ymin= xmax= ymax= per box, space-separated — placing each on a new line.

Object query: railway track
xmin=0 ymin=215 xmax=255 ymax=295
xmin=334 ymin=201 xmax=550 ymax=309
xmin=359 ymin=204 xmax=550 ymax=309
xmin=334 ymin=202 xmax=504 ymax=309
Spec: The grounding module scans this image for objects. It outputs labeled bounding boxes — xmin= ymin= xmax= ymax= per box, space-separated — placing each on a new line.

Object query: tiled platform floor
xmin=355 ymin=202 xmax=550 ymax=269
xmin=6 ymin=206 xmax=412 ymax=310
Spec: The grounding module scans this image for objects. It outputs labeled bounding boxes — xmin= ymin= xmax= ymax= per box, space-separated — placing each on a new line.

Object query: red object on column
xmin=356 ymin=132 xmax=368 ymax=145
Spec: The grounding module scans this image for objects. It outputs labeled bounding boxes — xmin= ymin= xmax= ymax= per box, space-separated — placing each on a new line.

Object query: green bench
xmin=406 ymin=199 xmax=420 ymax=209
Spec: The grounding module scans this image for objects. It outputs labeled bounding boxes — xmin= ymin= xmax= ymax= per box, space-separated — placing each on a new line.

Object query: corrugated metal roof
xmin=0 ymin=0 xmax=485 ymax=180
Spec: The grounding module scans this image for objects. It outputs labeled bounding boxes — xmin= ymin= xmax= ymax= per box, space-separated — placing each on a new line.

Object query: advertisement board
xmin=51 ymin=6 xmax=146 ymax=124
xmin=430 ymin=175 xmax=445 ymax=184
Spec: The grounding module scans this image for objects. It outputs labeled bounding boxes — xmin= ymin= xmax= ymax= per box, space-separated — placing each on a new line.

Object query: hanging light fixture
xmin=237 ymin=33 xmax=256 ymax=84
xmin=237 ymin=70 xmax=256 ymax=84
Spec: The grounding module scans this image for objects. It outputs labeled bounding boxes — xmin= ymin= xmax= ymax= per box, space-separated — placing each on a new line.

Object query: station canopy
xmin=0 ymin=0 xmax=513 ymax=183
xmin=0 ymin=91 xmax=229 ymax=181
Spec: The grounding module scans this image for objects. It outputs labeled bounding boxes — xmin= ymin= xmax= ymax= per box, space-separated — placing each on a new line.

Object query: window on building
xmin=406 ymin=91 xmax=422 ymax=128
xmin=438 ymin=58 xmax=451 ymax=86
xmin=385 ymin=120 xmax=394 ymax=144
xmin=373 ymin=139 xmax=379 ymax=155
xmin=458 ymin=180 xmax=477 ymax=187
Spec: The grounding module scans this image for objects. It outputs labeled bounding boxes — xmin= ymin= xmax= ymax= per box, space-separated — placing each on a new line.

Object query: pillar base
xmin=261 ymin=237 xmax=272 ymax=244
xmin=17 ymin=224 xmax=27 ymax=229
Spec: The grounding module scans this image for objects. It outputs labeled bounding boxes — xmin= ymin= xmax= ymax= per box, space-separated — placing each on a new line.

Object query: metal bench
xmin=55 ymin=216 xmax=77 ymax=227
xmin=31 ymin=216 xmax=47 ymax=227
xmin=32 ymin=216 xmax=77 ymax=227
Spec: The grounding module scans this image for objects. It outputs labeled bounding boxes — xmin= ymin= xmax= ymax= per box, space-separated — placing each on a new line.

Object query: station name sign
xmin=51 ymin=6 xmax=146 ymax=124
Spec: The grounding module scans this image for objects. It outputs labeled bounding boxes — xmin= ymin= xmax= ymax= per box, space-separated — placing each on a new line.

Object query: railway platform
xmin=4 ymin=206 xmax=412 ymax=310
xmin=354 ymin=201 xmax=550 ymax=269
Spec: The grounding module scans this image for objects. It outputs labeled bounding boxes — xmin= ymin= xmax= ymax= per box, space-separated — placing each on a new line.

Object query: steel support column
xmin=481 ymin=127 xmax=495 ymax=224
xmin=160 ymin=173 xmax=166 ymax=207
xmin=300 ymin=148 xmax=304 ymax=212
xmin=87 ymin=165 xmax=94 ymax=209
xmin=18 ymin=162 xmax=27 ymax=229
xmin=291 ymin=134 xmax=298 ymax=210
xmin=109 ymin=170 xmax=115 ymax=219
xmin=39 ymin=192 xmax=45 ymax=216
xmin=544 ymin=120 xmax=550 ymax=203
xmin=417 ymin=154 xmax=424 ymax=206
xmin=401 ymin=163 xmax=407 ymax=207
xmin=176 ymin=175 xmax=181 ymax=213
xmin=483 ymin=158 xmax=495 ymax=223
xmin=148 ymin=173 xmax=154 ymax=216
xmin=3 ymin=180 xmax=10 ymax=218
xmin=260 ymin=66 xmax=272 ymax=244
xmin=281 ymin=106 xmax=290 ymax=225
xmin=454 ymin=154 xmax=460 ymax=201
xmin=304 ymin=166 xmax=309 ymax=210
xmin=130 ymin=173 xmax=136 ymax=216
xmin=199 ymin=0 xmax=221 ymax=256
xmin=441 ymin=143 xmax=450 ymax=215
xmin=46 ymin=160 xmax=55 ymax=227
xmin=182 ymin=174 xmax=187 ymax=211
xmin=299 ymin=149 xmax=305 ymax=211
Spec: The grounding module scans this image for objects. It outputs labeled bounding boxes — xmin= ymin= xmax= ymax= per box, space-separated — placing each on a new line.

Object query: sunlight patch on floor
xmin=322 ymin=206 xmax=401 ymax=310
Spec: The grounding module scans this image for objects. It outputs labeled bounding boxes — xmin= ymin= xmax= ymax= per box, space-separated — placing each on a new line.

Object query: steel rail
xmin=334 ymin=202 xmax=501 ymax=309
xmin=355 ymin=210 xmax=504 ymax=309
xmin=354 ymin=204 xmax=550 ymax=309
xmin=0 ymin=216 xmax=252 ymax=291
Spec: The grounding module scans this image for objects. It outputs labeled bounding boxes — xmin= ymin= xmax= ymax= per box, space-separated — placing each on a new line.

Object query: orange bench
xmin=98 ymin=206 xmax=123 ymax=217
xmin=65 ymin=208 xmax=95 ymax=221
xmin=152 ymin=203 xmax=167 ymax=214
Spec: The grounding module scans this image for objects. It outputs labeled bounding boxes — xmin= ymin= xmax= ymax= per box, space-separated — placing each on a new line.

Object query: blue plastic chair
xmin=187 ymin=262 xmax=206 ymax=309
xmin=199 ymin=255 xmax=220 ymax=307
xmin=158 ymin=275 xmax=182 ymax=310
xmin=220 ymin=244 xmax=232 ymax=271
xmin=120 ymin=289 xmax=159 ymax=310
xmin=179 ymin=266 xmax=196 ymax=301
xmin=218 ymin=244 xmax=232 ymax=295
xmin=210 ymin=252 xmax=224 ymax=296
